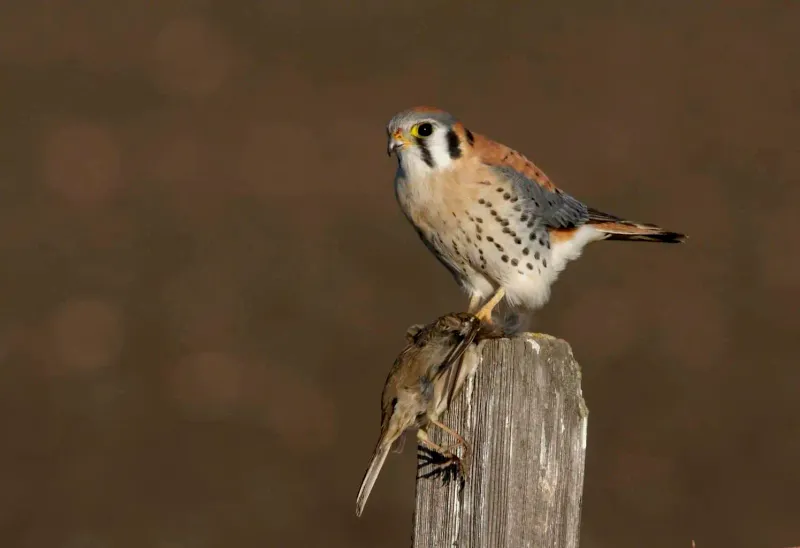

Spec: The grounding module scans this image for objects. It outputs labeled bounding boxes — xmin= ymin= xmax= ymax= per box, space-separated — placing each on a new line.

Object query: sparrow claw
xmin=416 ymin=446 xmax=466 ymax=488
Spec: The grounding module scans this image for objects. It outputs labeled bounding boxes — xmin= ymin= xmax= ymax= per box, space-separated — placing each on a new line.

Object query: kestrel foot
xmin=473 ymin=287 xmax=506 ymax=324
xmin=478 ymin=323 xmax=507 ymax=340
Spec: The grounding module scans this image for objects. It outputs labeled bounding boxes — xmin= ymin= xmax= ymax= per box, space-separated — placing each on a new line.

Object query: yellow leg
xmin=474 ymin=287 xmax=505 ymax=324
xmin=467 ymin=293 xmax=482 ymax=314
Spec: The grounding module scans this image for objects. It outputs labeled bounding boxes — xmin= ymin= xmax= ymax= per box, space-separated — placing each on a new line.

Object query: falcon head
xmin=386 ymin=106 xmax=474 ymax=178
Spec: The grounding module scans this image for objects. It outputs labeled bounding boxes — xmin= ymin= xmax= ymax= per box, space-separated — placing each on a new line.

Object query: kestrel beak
xmin=387 ymin=129 xmax=411 ymax=156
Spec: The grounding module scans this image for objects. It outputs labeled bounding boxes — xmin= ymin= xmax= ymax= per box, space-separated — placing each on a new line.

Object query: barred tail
xmin=587 ymin=208 xmax=687 ymax=243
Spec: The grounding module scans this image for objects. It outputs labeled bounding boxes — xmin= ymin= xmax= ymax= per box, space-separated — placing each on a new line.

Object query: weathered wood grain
xmin=412 ymin=335 xmax=588 ymax=548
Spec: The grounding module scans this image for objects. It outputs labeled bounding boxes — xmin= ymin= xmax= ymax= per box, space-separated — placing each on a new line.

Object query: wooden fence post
xmin=412 ymin=334 xmax=588 ymax=548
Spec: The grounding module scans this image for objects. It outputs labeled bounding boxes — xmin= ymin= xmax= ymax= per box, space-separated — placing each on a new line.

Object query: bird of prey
xmin=386 ymin=106 xmax=686 ymax=325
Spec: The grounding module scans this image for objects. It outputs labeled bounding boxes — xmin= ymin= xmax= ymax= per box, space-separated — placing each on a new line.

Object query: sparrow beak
xmin=387 ymin=129 xmax=410 ymax=156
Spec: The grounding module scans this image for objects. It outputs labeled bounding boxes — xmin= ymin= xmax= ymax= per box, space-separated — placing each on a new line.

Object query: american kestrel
xmin=386 ymin=106 xmax=687 ymax=325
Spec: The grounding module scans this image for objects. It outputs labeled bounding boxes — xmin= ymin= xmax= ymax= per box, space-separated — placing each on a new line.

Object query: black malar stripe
xmin=416 ymin=137 xmax=435 ymax=167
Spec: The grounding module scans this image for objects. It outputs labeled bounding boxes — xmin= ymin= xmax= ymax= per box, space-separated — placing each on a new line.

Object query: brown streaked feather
xmin=470 ymin=133 xmax=558 ymax=192
xmin=434 ymin=316 xmax=481 ymax=409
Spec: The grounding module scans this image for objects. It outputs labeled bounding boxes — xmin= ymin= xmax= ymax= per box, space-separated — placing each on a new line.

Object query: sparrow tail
xmin=355 ymin=442 xmax=392 ymax=517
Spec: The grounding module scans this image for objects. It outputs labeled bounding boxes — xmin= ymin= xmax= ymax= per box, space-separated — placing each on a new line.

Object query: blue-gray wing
xmin=490 ymin=165 xmax=590 ymax=229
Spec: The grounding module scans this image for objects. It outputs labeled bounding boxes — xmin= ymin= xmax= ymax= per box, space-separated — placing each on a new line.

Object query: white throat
xmin=397 ymin=131 xmax=457 ymax=181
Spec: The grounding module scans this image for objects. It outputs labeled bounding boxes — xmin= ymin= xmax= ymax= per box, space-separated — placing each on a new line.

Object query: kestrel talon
xmin=386 ymin=106 xmax=687 ymax=324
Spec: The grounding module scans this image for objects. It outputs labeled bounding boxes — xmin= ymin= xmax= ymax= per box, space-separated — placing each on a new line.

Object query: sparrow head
xmin=434 ymin=312 xmax=481 ymax=337
xmin=386 ymin=106 xmax=475 ymax=177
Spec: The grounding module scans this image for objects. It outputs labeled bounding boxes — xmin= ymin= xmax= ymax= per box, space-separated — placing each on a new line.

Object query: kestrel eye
xmin=416 ymin=123 xmax=433 ymax=137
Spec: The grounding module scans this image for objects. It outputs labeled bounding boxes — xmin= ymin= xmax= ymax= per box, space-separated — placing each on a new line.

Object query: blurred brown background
xmin=0 ymin=0 xmax=797 ymax=547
